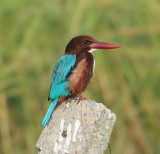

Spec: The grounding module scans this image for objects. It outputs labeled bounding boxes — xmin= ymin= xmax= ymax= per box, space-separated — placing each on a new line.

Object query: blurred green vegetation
xmin=0 ymin=0 xmax=160 ymax=153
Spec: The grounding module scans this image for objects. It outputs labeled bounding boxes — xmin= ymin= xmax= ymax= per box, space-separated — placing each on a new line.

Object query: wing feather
xmin=49 ymin=55 xmax=76 ymax=99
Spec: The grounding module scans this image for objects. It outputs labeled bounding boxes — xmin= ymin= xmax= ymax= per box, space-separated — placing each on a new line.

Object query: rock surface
xmin=36 ymin=97 xmax=116 ymax=154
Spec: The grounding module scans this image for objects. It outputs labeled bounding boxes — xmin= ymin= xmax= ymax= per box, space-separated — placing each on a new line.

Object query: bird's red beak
xmin=90 ymin=42 xmax=121 ymax=49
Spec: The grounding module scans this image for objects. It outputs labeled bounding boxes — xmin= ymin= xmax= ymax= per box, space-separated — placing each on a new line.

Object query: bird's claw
xmin=76 ymin=94 xmax=85 ymax=104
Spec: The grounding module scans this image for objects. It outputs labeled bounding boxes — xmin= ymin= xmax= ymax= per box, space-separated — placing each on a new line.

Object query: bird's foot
xmin=76 ymin=94 xmax=85 ymax=104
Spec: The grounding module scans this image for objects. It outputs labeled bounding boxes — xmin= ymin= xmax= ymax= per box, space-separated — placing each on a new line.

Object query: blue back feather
xmin=42 ymin=54 xmax=76 ymax=126
xmin=49 ymin=54 xmax=76 ymax=99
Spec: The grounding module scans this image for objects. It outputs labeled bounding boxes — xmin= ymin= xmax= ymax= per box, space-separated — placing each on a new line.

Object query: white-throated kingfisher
xmin=41 ymin=35 xmax=121 ymax=127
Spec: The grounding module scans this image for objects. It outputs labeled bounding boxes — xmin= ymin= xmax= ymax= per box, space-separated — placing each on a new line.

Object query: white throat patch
xmin=88 ymin=48 xmax=97 ymax=53
xmin=89 ymin=52 xmax=95 ymax=72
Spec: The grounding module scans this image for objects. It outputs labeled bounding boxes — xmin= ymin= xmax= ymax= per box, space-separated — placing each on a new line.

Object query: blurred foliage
xmin=0 ymin=0 xmax=160 ymax=153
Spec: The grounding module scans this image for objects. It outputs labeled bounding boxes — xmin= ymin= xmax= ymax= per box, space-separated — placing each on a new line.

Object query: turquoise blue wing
xmin=49 ymin=54 xmax=76 ymax=99
xmin=42 ymin=55 xmax=76 ymax=127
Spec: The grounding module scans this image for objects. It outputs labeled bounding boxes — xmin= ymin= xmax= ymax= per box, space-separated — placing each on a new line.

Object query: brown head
xmin=65 ymin=35 xmax=121 ymax=54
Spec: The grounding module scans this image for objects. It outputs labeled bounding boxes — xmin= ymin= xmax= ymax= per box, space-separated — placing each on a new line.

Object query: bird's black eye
xmin=83 ymin=40 xmax=91 ymax=45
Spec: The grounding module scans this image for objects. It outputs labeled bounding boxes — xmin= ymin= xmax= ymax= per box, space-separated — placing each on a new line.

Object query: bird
xmin=41 ymin=35 xmax=121 ymax=127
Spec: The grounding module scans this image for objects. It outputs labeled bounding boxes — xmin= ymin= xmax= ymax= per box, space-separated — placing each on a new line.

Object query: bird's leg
xmin=76 ymin=94 xmax=85 ymax=103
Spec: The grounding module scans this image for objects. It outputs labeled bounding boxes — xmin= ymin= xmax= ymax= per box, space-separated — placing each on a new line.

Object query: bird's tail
xmin=41 ymin=97 xmax=59 ymax=127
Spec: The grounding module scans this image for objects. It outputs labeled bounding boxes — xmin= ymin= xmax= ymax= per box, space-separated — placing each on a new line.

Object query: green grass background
xmin=0 ymin=0 xmax=160 ymax=153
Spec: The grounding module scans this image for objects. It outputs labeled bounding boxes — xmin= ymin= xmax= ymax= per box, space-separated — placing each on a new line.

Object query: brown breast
xmin=67 ymin=52 xmax=94 ymax=96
